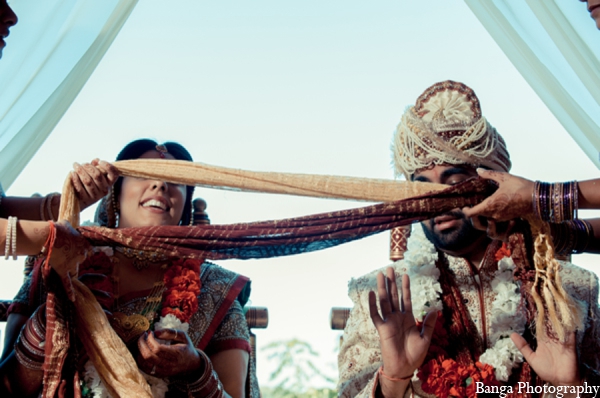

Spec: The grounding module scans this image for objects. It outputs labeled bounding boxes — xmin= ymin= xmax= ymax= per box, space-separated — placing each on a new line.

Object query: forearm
xmin=0 ymin=219 xmax=50 ymax=257
xmin=583 ymin=219 xmax=600 ymax=254
xmin=0 ymin=195 xmax=59 ymax=221
xmin=0 ymin=314 xmax=29 ymax=362
xmin=577 ymin=180 xmax=600 ymax=210
xmin=1 ymin=306 xmax=46 ymax=397
xmin=170 ymin=350 xmax=233 ymax=398
xmin=549 ymin=218 xmax=600 ymax=255
xmin=0 ymin=352 xmax=43 ymax=398
xmin=210 ymin=348 xmax=249 ymax=398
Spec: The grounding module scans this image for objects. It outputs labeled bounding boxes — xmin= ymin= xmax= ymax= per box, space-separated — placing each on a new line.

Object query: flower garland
xmin=79 ymin=248 xmax=202 ymax=398
xmin=401 ymin=227 xmax=526 ymax=396
xmin=160 ymin=259 xmax=201 ymax=323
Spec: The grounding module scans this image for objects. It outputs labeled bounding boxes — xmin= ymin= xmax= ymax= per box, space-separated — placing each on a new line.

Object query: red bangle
xmin=378 ymin=366 xmax=412 ymax=382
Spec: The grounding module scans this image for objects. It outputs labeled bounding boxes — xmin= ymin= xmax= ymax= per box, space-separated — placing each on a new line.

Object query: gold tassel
xmin=527 ymin=216 xmax=583 ymax=342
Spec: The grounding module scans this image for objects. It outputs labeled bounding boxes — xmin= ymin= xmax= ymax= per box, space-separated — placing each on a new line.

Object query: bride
xmin=2 ymin=139 xmax=257 ymax=398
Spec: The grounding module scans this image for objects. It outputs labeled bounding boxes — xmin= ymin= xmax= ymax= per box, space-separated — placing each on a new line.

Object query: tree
xmin=261 ymin=338 xmax=337 ymax=398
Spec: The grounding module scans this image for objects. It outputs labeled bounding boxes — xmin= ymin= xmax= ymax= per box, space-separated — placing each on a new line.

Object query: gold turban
xmin=393 ymin=80 xmax=511 ymax=179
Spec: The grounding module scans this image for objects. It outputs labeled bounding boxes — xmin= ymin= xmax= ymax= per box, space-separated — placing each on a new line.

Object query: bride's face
xmin=117 ymin=150 xmax=187 ymax=228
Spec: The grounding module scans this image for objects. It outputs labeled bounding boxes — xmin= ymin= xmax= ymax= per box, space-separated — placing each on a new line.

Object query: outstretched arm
xmin=0 ymin=218 xmax=50 ymax=256
xmin=464 ymin=169 xmax=600 ymax=220
xmin=462 ymin=169 xmax=534 ymax=222
xmin=0 ymin=159 xmax=118 ymax=220
xmin=338 ymin=267 xmax=437 ymax=398
xmin=463 ymin=169 xmax=600 ymax=253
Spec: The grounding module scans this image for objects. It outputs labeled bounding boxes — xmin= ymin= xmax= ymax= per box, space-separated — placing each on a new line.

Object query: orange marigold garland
xmin=494 ymin=242 xmax=511 ymax=262
xmin=161 ymin=258 xmax=202 ymax=323
xmin=417 ymin=316 xmax=500 ymax=398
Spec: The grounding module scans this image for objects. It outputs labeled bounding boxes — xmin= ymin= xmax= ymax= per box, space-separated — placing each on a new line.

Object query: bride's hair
xmin=96 ymin=139 xmax=195 ymax=226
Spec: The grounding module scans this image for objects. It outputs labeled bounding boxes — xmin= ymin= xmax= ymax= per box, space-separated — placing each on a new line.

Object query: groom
xmin=337 ymin=80 xmax=600 ymax=398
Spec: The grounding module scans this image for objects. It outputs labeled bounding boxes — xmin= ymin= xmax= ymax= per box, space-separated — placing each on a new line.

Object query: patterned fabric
xmin=8 ymin=260 xmax=258 ymax=397
xmin=113 ymin=263 xmax=250 ymax=353
xmin=206 ymin=299 xmax=250 ymax=354
xmin=12 ymin=177 xmax=492 ymax=398
xmin=77 ymin=178 xmax=494 ymax=261
xmin=338 ymin=249 xmax=600 ymax=397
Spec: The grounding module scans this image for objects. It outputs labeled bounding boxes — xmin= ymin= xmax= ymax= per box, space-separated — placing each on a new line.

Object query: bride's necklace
xmin=110 ymin=259 xmax=168 ymax=344
xmin=114 ymin=246 xmax=168 ymax=271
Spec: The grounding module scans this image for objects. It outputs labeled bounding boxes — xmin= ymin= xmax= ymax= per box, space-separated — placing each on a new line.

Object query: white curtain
xmin=464 ymin=0 xmax=600 ymax=169
xmin=0 ymin=0 xmax=138 ymax=189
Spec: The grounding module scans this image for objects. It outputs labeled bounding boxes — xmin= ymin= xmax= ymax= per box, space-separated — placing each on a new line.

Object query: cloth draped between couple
xmin=36 ymin=159 xmax=554 ymax=397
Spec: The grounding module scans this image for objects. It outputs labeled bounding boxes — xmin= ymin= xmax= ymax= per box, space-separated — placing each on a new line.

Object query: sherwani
xmin=337 ymin=246 xmax=600 ymax=397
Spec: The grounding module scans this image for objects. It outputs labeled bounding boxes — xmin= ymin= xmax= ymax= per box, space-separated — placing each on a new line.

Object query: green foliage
xmin=261 ymin=338 xmax=337 ymax=397
xmin=261 ymin=386 xmax=337 ymax=398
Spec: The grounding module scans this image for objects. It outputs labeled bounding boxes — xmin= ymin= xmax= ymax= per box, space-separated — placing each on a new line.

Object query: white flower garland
xmin=403 ymin=226 xmax=526 ymax=382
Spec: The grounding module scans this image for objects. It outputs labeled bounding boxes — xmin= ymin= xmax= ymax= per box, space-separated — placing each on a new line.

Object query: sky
xmin=1 ymin=0 xmax=599 ymax=389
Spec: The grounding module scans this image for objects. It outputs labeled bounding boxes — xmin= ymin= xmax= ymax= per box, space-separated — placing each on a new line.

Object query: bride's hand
xmin=136 ymin=329 xmax=204 ymax=378
xmin=462 ymin=169 xmax=534 ymax=222
xmin=50 ymin=221 xmax=92 ymax=301
xmin=71 ymin=159 xmax=119 ymax=210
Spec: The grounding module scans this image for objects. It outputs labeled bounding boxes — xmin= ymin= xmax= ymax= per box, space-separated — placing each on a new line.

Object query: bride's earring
xmin=110 ymin=188 xmax=120 ymax=228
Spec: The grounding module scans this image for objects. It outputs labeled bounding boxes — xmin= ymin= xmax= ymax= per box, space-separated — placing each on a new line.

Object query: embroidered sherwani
xmin=337 ymin=247 xmax=600 ymax=397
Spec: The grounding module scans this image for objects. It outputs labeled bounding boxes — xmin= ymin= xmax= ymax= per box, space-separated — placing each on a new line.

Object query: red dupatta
xmin=78 ymin=178 xmax=494 ymax=260
xmin=41 ymin=177 xmax=495 ymax=397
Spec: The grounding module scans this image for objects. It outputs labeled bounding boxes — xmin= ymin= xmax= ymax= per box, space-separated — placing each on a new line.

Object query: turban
xmin=393 ymin=80 xmax=511 ymax=179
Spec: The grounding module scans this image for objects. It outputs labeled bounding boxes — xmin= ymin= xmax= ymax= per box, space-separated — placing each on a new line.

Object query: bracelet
xmin=533 ymin=181 xmax=578 ymax=223
xmin=11 ymin=216 xmax=17 ymax=260
xmin=47 ymin=194 xmax=54 ymax=221
xmin=171 ymin=350 xmax=224 ymax=397
xmin=14 ymin=305 xmax=46 ymax=371
xmin=378 ymin=366 xmax=412 ymax=382
xmin=4 ymin=216 xmax=17 ymax=260
xmin=4 ymin=217 xmax=11 ymax=259
xmin=573 ymin=219 xmax=594 ymax=253
xmin=550 ymin=219 xmax=594 ymax=255
xmin=39 ymin=221 xmax=55 ymax=256
xmin=40 ymin=193 xmax=60 ymax=221
xmin=47 ymin=193 xmax=59 ymax=221
xmin=40 ymin=194 xmax=48 ymax=221
xmin=14 ymin=346 xmax=44 ymax=371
